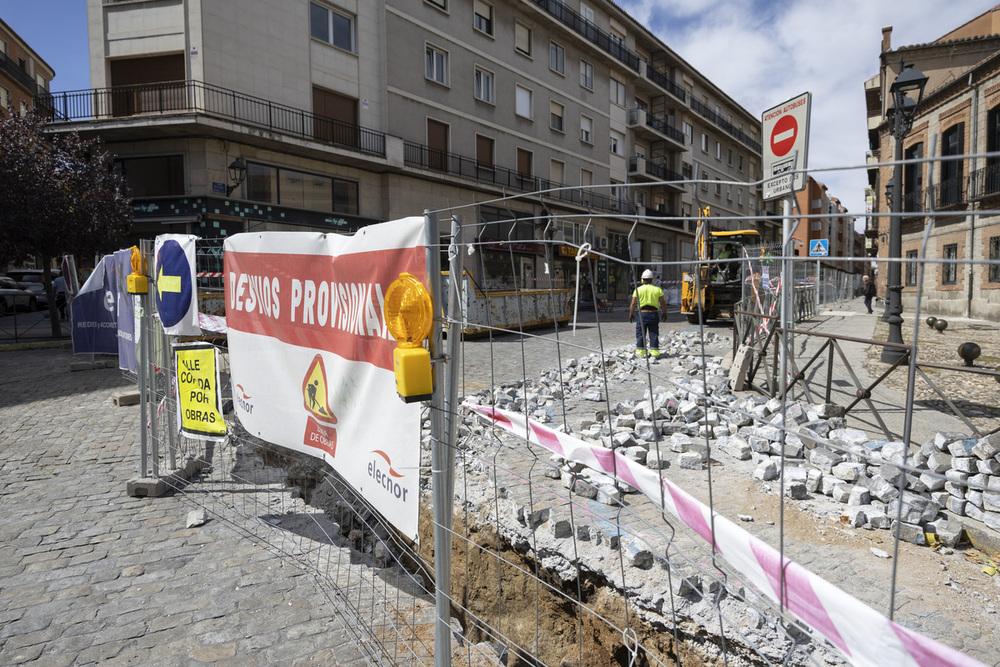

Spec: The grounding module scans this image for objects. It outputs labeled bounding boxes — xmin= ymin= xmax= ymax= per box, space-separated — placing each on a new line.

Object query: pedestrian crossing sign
xmin=809 ymin=239 xmax=829 ymax=257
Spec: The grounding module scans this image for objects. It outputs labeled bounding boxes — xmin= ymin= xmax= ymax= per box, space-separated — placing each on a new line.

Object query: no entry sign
xmin=762 ymin=92 xmax=811 ymax=200
xmin=771 ymin=115 xmax=797 ymax=157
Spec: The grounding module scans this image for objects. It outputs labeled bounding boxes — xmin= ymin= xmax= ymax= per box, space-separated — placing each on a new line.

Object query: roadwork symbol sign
xmin=762 ymin=92 xmax=811 ymax=201
xmin=809 ymin=239 xmax=829 ymax=257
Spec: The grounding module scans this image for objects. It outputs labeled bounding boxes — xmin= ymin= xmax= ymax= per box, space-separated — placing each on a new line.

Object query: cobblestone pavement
xmin=0 ymin=346 xmax=367 ymax=667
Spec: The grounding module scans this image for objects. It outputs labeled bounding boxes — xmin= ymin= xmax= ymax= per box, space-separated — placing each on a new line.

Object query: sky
xmin=2 ymin=0 xmax=998 ymax=228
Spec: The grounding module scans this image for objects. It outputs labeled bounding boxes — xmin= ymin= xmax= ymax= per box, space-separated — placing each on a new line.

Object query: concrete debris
xmin=186 ymin=508 xmax=209 ymax=528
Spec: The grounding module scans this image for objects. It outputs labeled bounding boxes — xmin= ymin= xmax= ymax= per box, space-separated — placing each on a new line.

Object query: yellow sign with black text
xmin=175 ymin=344 xmax=227 ymax=440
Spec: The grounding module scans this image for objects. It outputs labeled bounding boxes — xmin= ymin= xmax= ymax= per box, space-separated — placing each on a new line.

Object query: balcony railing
xmin=627 ymin=107 xmax=685 ymax=145
xmin=36 ymin=80 xmax=386 ymax=156
xmin=690 ymin=98 xmax=762 ymax=153
xmin=529 ymin=0 xmax=641 ymax=72
xmin=0 ymin=51 xmax=42 ymax=96
xmin=627 ymin=155 xmax=684 ymax=184
xmin=969 ymin=162 xmax=1000 ymax=200
xmin=643 ymin=64 xmax=687 ymax=103
xmin=404 ymin=142 xmax=634 ymax=215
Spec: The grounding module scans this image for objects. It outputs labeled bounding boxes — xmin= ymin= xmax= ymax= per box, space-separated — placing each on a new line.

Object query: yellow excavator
xmin=681 ymin=208 xmax=760 ymax=324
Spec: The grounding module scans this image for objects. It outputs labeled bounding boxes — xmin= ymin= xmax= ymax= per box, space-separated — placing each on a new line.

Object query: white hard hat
xmin=641 ymin=269 xmax=654 ymax=280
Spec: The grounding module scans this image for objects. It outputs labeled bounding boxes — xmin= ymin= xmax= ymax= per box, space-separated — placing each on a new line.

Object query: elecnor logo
xmin=368 ymin=450 xmax=408 ymax=502
xmin=235 ymin=384 xmax=254 ymax=415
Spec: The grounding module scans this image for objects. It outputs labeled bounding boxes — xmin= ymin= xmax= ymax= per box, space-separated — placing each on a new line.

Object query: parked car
xmin=0 ymin=276 xmax=39 ymax=315
xmin=5 ymin=269 xmax=59 ymax=308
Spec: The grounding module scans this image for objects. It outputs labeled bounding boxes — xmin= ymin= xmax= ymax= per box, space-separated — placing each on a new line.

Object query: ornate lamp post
xmin=880 ymin=64 xmax=928 ymax=364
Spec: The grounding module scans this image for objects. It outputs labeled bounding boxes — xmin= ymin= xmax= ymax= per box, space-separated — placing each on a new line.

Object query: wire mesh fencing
xmin=123 ymin=179 xmax=1000 ymax=667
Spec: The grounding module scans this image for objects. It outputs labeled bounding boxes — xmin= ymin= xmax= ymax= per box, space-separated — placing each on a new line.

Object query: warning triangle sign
xmin=302 ymin=354 xmax=338 ymax=424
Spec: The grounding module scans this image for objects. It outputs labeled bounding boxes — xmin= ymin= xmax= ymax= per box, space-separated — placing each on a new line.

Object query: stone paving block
xmin=972 ymin=434 xmax=1000 ymax=460
xmin=926 ymin=452 xmax=952 ymax=474
xmin=112 ymin=391 xmax=140 ymax=407
xmin=892 ymin=521 xmax=926 ymax=545
xmin=831 ymin=484 xmax=853 ymax=503
xmin=832 ymin=462 xmax=865 ymax=482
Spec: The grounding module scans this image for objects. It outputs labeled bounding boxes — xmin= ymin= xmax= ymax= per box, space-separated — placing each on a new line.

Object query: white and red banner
xmin=465 ymin=402 xmax=986 ymax=667
xmin=225 ymin=217 xmax=427 ymax=541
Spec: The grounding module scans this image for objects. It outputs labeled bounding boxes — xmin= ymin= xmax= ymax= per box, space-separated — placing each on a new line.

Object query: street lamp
xmin=880 ymin=63 xmax=928 ymax=364
xmin=226 ymin=158 xmax=247 ymax=197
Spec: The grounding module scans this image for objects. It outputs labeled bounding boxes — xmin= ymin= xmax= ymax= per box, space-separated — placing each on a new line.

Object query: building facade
xmin=45 ymin=0 xmax=772 ymax=302
xmin=865 ymin=9 xmax=1000 ymax=320
xmin=0 ymin=18 xmax=54 ymax=117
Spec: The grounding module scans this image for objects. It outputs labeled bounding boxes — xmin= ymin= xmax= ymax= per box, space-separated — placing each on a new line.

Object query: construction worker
xmin=717 ymin=244 xmax=738 ymax=282
xmin=629 ymin=269 xmax=668 ymax=357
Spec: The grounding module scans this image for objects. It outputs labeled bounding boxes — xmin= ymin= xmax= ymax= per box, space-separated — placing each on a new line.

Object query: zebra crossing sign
xmin=809 ymin=239 xmax=829 ymax=257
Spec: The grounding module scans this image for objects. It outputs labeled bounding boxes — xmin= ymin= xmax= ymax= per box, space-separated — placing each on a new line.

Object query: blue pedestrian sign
xmin=155 ymin=239 xmax=193 ymax=328
xmin=809 ymin=239 xmax=829 ymax=257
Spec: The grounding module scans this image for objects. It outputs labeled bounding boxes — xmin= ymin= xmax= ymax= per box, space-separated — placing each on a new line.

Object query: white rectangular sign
xmin=762 ymin=92 xmax=811 ymax=200
xmin=224 ymin=217 xmax=427 ymax=541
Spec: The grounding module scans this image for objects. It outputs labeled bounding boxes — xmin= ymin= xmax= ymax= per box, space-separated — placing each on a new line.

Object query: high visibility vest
xmin=632 ymin=283 xmax=663 ymax=309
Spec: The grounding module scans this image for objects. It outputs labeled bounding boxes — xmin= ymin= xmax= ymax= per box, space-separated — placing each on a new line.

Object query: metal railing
xmin=37 ymin=80 xmax=387 ymax=156
xmin=643 ymin=63 xmax=687 ymax=102
xmin=969 ymin=162 xmax=1000 ymax=200
xmin=690 ymin=98 xmax=762 ymax=153
xmin=403 ymin=141 xmax=635 ymax=214
xmin=627 ymin=155 xmax=684 ymax=184
xmin=627 ymin=107 xmax=685 ymax=144
xmin=0 ymin=51 xmax=43 ymax=96
xmin=528 ymin=0 xmax=641 ymax=71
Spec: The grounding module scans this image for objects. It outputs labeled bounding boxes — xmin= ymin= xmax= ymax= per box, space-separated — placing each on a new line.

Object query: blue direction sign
xmin=809 ymin=239 xmax=829 ymax=257
xmin=155 ymin=239 xmax=193 ymax=327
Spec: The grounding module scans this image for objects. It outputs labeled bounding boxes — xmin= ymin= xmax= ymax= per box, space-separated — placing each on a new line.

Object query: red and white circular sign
xmin=770 ymin=115 xmax=798 ymax=157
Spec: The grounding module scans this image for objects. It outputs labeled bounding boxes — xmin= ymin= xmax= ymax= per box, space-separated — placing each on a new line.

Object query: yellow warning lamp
xmin=384 ymin=272 xmax=434 ymax=403
xmin=126 ymin=246 xmax=148 ymax=294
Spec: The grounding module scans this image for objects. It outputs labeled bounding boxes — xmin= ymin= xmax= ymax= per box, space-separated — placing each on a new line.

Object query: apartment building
xmin=792 ymin=177 xmax=854 ymax=265
xmin=865 ymin=8 xmax=1000 ymax=320
xmin=0 ymin=18 xmax=54 ymax=117
xmin=45 ymin=0 xmax=768 ymax=302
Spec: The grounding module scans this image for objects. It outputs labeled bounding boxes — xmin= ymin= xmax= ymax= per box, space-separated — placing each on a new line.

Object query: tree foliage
xmin=0 ymin=108 xmax=132 ymax=335
xmin=0 ymin=108 xmax=132 ymax=267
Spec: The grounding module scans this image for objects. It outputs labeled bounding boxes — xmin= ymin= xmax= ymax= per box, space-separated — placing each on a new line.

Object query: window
xmin=610 ymin=130 xmax=624 ymax=156
xmin=550 ymin=100 xmax=564 ymax=132
xmin=0 ymin=86 xmax=8 ymax=112
xmin=715 ymin=178 xmax=721 ymax=196
xmin=516 ymin=148 xmax=533 ymax=177
xmin=716 ymin=141 xmax=722 ymax=160
xmin=426 ymin=45 xmax=448 ymax=85
xmin=476 ymin=134 xmax=494 ymax=170
xmin=682 ymin=163 xmax=692 ymax=179
xmin=727 ymin=148 xmax=733 ymax=165
xmin=515 ymin=85 xmax=532 ymax=119
xmin=246 ymin=162 xmax=358 ymax=214
xmin=580 ymin=59 xmax=593 ymax=90
xmin=941 ymin=124 xmax=964 ymax=205
xmin=550 ymin=159 xmax=564 ymax=184
xmin=580 ymin=3 xmax=594 ymax=22
xmin=701 ymin=170 xmax=708 ymax=191
xmin=310 ymin=3 xmax=355 ymax=52
xmin=737 ymin=189 xmax=743 ymax=205
xmin=474 ymin=67 xmax=494 ymax=103
xmin=580 ymin=115 xmax=593 ymax=144
xmin=903 ymin=143 xmax=923 ymax=212
xmin=738 ymin=155 xmax=744 ymax=172
xmin=943 ymin=244 xmax=958 ymax=284
xmin=473 ymin=0 xmax=493 ymax=35
xmin=549 ymin=42 xmax=565 ymax=74
xmin=701 ymin=133 xmax=708 ymax=152
xmin=115 ymin=155 xmax=184 ymax=197
xmin=610 ymin=76 xmax=626 ymax=107
xmin=726 ymin=186 xmax=732 ymax=201
xmin=987 ymin=106 xmax=1000 ymax=196
xmin=905 ymin=250 xmax=918 ymax=286
xmin=683 ymin=122 xmax=693 ymax=145
xmin=515 ymin=22 xmax=532 ymax=56
xmin=990 ymin=236 xmax=1000 ymax=283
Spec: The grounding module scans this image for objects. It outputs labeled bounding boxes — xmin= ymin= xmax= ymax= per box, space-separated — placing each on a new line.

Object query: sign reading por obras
xmin=174 ymin=343 xmax=227 ymax=440
xmin=762 ymin=92 xmax=811 ymax=201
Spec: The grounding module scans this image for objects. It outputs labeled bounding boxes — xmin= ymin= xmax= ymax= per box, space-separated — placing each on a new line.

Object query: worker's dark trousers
xmin=635 ymin=311 xmax=659 ymax=351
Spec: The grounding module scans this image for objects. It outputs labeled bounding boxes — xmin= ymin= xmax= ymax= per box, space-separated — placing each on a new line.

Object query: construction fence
xmin=119 ymin=193 xmax=999 ymax=667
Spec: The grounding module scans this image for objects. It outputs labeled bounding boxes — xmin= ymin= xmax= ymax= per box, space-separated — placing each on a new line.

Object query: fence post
xmin=425 ymin=211 xmax=454 ymax=667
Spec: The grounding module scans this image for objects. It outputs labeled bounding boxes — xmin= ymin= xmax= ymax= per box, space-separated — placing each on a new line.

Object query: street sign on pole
xmin=809 ymin=239 xmax=829 ymax=257
xmin=762 ymin=92 xmax=811 ymax=201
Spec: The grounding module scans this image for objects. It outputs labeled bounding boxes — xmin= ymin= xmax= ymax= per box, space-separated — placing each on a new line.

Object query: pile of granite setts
xmin=462 ymin=332 xmax=1000 ymax=548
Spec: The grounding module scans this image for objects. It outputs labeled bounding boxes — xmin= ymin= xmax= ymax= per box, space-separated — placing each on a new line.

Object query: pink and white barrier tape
xmin=463 ymin=402 xmax=985 ymax=667
xmin=198 ymin=312 xmax=228 ymax=334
